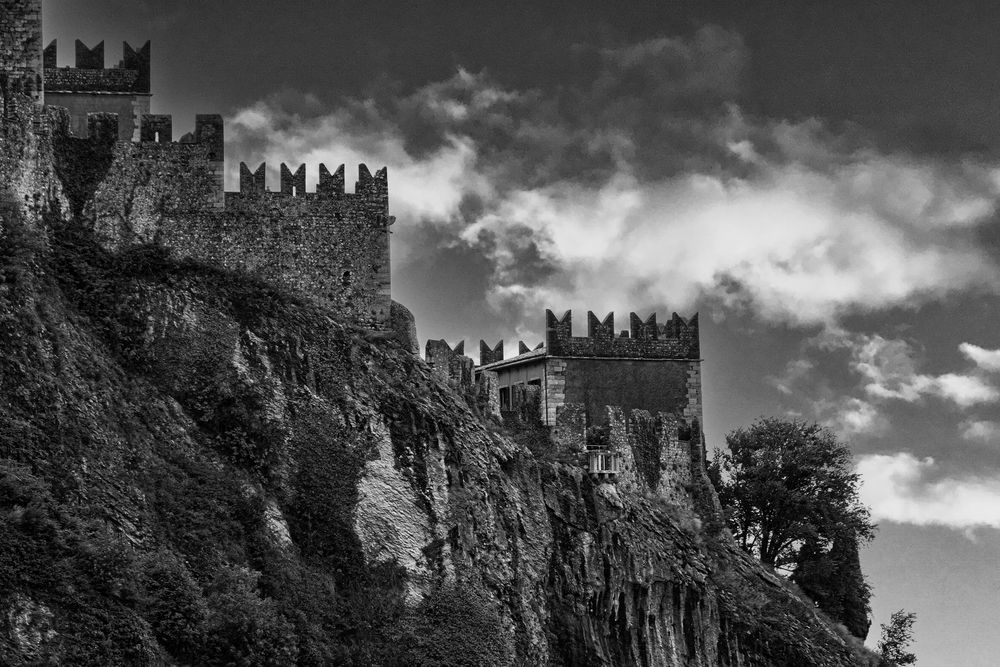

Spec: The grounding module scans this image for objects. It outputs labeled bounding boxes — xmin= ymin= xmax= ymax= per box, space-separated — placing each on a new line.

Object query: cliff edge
xmin=0 ymin=96 xmax=872 ymax=666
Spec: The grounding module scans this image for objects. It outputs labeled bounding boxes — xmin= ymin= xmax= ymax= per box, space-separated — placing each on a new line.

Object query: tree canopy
xmin=709 ymin=417 xmax=876 ymax=637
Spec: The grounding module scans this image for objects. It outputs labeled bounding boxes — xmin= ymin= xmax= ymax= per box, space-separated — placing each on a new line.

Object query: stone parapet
xmin=545 ymin=310 xmax=699 ymax=359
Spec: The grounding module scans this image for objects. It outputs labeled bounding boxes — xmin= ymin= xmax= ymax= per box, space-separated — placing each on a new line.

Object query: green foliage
xmin=203 ymin=566 xmax=299 ymax=666
xmin=878 ymin=610 xmax=917 ymax=666
xmin=502 ymin=417 xmax=556 ymax=458
xmin=712 ymin=417 xmax=875 ymax=637
xmin=135 ymin=550 xmax=208 ymax=661
xmin=400 ymin=584 xmax=511 ymax=667
xmin=0 ymin=460 xmax=162 ymax=664
xmin=792 ymin=531 xmax=872 ymax=639
xmin=712 ymin=417 xmax=875 ymax=570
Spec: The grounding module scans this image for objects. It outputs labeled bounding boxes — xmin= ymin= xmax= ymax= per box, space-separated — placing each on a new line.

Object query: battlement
xmin=426 ymin=339 xmax=466 ymax=362
xmin=43 ymin=39 xmax=150 ymax=93
xmin=4 ymin=0 xmax=397 ymax=332
xmin=134 ymin=113 xmax=224 ymax=159
xmin=545 ymin=310 xmax=699 ymax=359
xmin=480 ymin=340 xmax=504 ymax=365
xmin=233 ymin=162 xmax=388 ymax=201
xmin=50 ymin=110 xmax=223 ymax=153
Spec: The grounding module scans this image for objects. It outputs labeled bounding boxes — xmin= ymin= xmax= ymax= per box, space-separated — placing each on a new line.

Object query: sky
xmin=43 ymin=1 xmax=1000 ymax=663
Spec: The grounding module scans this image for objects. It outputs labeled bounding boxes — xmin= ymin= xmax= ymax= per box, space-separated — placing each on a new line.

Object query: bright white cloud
xmin=824 ymin=397 xmax=889 ymax=437
xmin=859 ymin=453 xmax=1000 ymax=529
xmin=838 ymin=334 xmax=999 ymax=408
xmin=933 ymin=373 xmax=1000 ymax=408
xmin=960 ymin=343 xmax=1000 ymax=372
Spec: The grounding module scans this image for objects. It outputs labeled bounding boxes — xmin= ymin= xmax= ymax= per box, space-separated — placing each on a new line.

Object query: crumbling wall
xmin=551 ymin=403 xmax=712 ymax=514
xmin=426 ymin=340 xmax=474 ymax=391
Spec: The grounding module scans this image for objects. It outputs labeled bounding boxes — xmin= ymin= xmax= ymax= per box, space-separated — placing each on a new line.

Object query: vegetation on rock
xmin=709 ymin=417 xmax=875 ymax=638
xmin=877 ymin=609 xmax=917 ymax=666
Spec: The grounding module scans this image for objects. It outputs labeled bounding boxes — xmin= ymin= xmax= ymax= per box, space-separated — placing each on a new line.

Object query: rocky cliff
xmin=0 ymin=95 xmax=874 ymax=665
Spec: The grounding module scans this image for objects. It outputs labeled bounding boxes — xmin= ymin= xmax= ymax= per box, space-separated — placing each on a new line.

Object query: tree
xmin=791 ymin=528 xmax=871 ymax=639
xmin=877 ymin=610 xmax=917 ymax=666
xmin=710 ymin=418 xmax=876 ymax=636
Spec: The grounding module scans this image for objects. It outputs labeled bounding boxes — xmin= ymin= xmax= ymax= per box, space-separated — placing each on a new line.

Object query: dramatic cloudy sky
xmin=46 ymin=1 xmax=1000 ymax=663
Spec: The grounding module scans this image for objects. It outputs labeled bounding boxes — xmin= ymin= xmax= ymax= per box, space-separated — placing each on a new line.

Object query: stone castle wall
xmin=0 ymin=0 xmax=43 ymax=101
xmin=545 ymin=309 xmax=699 ymax=359
xmin=81 ymin=116 xmax=391 ymax=327
xmin=3 ymin=3 xmax=395 ymax=329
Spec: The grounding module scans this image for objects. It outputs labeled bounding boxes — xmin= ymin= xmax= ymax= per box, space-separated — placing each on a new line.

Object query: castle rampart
xmin=545 ymin=310 xmax=699 ymax=359
xmin=0 ymin=0 xmax=398 ymax=331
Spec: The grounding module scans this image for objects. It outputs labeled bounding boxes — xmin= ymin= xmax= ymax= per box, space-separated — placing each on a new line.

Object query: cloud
xmin=960 ymin=420 xmax=1000 ymax=443
xmin=960 ymin=343 xmax=1000 ymax=372
xmin=858 ymin=453 xmax=1000 ymax=529
xmin=834 ymin=333 xmax=998 ymax=408
xmin=933 ymin=374 xmax=1000 ymax=408
xmin=823 ymin=397 xmax=889 ymax=438
xmin=224 ymin=26 xmax=1000 ymax=339
xmin=772 ymin=332 xmax=1000 ymax=442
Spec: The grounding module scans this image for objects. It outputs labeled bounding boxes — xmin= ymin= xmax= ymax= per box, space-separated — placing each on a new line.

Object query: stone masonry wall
xmin=542 ymin=357 xmax=567 ymax=425
xmin=560 ymin=357 xmax=690 ymax=426
xmin=56 ymin=112 xmax=392 ymax=329
xmin=558 ymin=404 xmax=698 ymax=507
xmin=545 ymin=309 xmax=699 ymax=359
xmin=425 ymin=340 xmax=473 ymax=390
xmin=45 ymin=68 xmax=138 ymax=93
xmin=625 ymin=409 xmax=694 ymax=506
xmin=0 ymin=0 xmax=44 ymax=101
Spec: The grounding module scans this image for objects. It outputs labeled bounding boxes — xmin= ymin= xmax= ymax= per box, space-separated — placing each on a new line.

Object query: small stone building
xmin=476 ymin=309 xmax=702 ymax=429
xmin=426 ymin=309 xmax=713 ymax=507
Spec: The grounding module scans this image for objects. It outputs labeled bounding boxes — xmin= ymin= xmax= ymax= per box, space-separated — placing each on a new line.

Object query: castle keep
xmin=1 ymin=0 xmax=394 ymax=329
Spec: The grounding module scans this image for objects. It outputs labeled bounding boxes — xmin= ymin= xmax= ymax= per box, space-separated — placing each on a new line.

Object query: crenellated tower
xmin=429 ymin=308 xmax=711 ymax=507
xmin=0 ymin=0 xmax=396 ymax=330
xmin=43 ymin=38 xmax=151 ymax=140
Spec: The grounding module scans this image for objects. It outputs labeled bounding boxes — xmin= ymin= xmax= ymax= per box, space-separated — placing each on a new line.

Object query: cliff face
xmin=0 ymin=99 xmax=871 ymax=665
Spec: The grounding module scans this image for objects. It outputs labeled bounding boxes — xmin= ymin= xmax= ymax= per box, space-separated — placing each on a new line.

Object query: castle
xmin=1 ymin=0 xmax=394 ymax=330
xmin=426 ymin=310 xmax=708 ymax=505
xmin=3 ymin=0 xmax=710 ymax=503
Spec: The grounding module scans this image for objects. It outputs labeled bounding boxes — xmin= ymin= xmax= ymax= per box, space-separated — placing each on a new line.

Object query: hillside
xmin=0 ymin=97 xmax=875 ymax=665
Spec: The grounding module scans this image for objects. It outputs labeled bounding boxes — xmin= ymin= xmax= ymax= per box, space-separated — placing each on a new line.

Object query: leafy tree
xmin=711 ymin=417 xmax=874 ymax=570
xmin=710 ymin=417 xmax=876 ymax=636
xmin=877 ymin=610 xmax=917 ymax=666
xmin=791 ymin=528 xmax=872 ymax=638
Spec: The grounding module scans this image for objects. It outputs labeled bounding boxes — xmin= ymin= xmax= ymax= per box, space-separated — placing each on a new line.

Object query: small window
xmin=499 ymin=387 xmax=510 ymax=410
xmin=154 ymin=131 xmax=160 ymax=143
xmin=292 ymin=186 xmax=298 ymax=197
xmin=342 ymin=270 xmax=352 ymax=286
